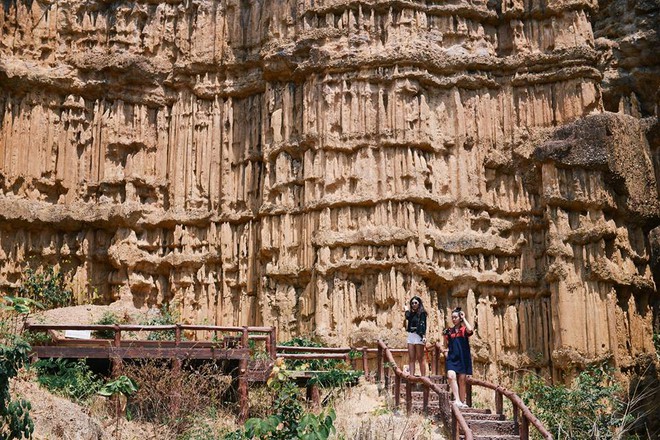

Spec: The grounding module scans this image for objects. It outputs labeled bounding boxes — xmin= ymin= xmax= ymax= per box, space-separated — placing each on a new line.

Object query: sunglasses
xmin=411 ymin=301 xmax=419 ymax=305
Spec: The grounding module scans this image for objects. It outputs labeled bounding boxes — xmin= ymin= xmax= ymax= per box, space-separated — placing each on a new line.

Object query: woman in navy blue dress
xmin=443 ymin=307 xmax=473 ymax=408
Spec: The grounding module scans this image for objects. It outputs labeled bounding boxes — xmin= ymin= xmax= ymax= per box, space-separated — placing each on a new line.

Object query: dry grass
xmin=116 ymin=359 xmax=232 ymax=434
xmin=332 ymin=380 xmax=446 ymax=440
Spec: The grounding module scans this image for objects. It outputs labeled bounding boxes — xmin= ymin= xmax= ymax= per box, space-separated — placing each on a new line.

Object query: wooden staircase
xmin=376 ymin=340 xmax=553 ymax=440
xmin=459 ymin=407 xmax=518 ymax=440
xmin=394 ymin=377 xmax=520 ymax=440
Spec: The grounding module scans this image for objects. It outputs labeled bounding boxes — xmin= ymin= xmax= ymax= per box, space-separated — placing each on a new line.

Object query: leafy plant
xmin=518 ymin=364 xmax=631 ymax=440
xmin=1 ymin=297 xmax=43 ymax=346
xmin=0 ymin=340 xmax=33 ymax=439
xmin=347 ymin=349 xmax=363 ymax=360
xmin=248 ymin=338 xmax=270 ymax=361
xmin=309 ymin=369 xmax=363 ymax=388
xmin=17 ymin=266 xmax=73 ymax=310
xmin=93 ymin=312 xmax=120 ymax=339
xmin=33 ymin=358 xmax=103 ymax=403
xmin=279 ymin=337 xmax=344 ymax=371
xmin=0 ymin=294 xmax=36 ymax=439
xmin=141 ymin=303 xmax=179 ymax=341
xmin=98 ymin=375 xmax=138 ymax=399
xmin=226 ymin=360 xmax=336 ymax=440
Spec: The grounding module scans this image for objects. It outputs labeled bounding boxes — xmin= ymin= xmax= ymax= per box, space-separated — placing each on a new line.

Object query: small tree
xmin=0 ymin=297 xmax=36 ymax=439
xmin=98 ymin=375 xmax=138 ymax=439
xmin=17 ymin=267 xmax=73 ymax=310
xmin=225 ymin=359 xmax=336 ymax=440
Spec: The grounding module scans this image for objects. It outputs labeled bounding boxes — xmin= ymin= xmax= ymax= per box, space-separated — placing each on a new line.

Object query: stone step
xmin=469 ymin=420 xmax=517 ymax=436
xmin=396 ymin=383 xmax=450 ymax=393
xmin=459 ymin=407 xmax=492 ymax=415
xmin=462 ymin=412 xmax=505 ymax=421
xmin=461 ymin=436 xmax=519 ymax=440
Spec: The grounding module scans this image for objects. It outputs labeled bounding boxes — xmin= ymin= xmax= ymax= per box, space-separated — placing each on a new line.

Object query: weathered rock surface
xmin=1 ymin=0 xmax=658 ymax=382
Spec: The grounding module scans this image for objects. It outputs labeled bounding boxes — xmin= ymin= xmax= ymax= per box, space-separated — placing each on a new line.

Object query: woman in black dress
xmin=404 ymin=296 xmax=427 ymax=376
xmin=443 ymin=307 xmax=473 ymax=408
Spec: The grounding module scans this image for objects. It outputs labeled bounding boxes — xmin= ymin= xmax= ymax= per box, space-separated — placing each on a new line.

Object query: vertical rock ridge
xmin=1 ymin=0 xmax=658 ymax=382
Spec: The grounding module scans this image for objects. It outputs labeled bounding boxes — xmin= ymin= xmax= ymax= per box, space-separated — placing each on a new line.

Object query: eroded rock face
xmin=1 ymin=0 xmax=658 ymax=381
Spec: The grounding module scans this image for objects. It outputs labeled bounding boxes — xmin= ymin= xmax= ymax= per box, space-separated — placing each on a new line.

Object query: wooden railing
xmin=375 ymin=340 xmax=473 ymax=440
xmin=24 ymin=323 xmax=277 ymax=422
xmin=467 ymin=377 xmax=553 ymax=440
xmin=276 ymin=343 xmax=447 ymax=380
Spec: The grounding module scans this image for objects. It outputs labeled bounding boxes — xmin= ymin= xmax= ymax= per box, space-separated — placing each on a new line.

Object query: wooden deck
xmin=25 ymin=323 xmax=274 ymax=362
xmin=24 ymin=323 xmax=277 ymax=422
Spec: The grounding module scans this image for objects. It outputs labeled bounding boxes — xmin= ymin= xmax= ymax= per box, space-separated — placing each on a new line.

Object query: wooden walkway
xmin=25 ymin=323 xmax=276 ymax=421
xmin=23 ymin=325 xmax=553 ymax=438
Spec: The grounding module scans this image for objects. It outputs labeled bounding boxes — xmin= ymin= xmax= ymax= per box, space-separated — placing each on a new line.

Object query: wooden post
xmin=113 ymin=325 xmax=121 ymax=347
xmin=405 ymin=379 xmax=412 ymax=415
xmin=238 ymin=327 xmax=249 ymax=422
xmin=268 ymin=327 xmax=277 ymax=359
xmin=394 ymin=374 xmax=401 ymax=408
xmin=452 ymin=413 xmax=458 ymax=440
xmin=111 ymin=325 xmax=122 ymax=376
xmin=513 ymin=404 xmax=519 ymax=431
xmin=521 ymin=415 xmax=529 ymax=440
xmin=466 ymin=380 xmax=472 ymax=407
xmin=361 ymin=347 xmax=368 ymax=380
xmin=495 ymin=389 xmax=503 ymax=415
xmin=434 ymin=344 xmax=441 ymax=375
xmin=175 ymin=324 xmax=181 ymax=346
xmin=422 ymin=384 xmax=429 ymax=414
xmin=306 ymin=384 xmax=320 ymax=410
xmin=377 ymin=346 xmax=384 ymax=383
xmin=170 ymin=356 xmax=182 ymax=417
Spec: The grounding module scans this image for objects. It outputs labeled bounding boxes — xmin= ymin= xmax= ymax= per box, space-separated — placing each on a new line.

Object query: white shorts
xmin=407 ymin=332 xmax=424 ymax=345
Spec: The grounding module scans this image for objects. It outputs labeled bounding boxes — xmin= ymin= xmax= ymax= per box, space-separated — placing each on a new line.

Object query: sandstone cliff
xmin=1 ymin=0 xmax=658 ymax=382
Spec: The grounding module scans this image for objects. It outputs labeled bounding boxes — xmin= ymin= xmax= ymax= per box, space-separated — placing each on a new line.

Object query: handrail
xmin=467 ymin=377 xmax=553 ymax=440
xmin=24 ymin=323 xmax=273 ymax=333
xmin=24 ymin=323 xmax=277 ymax=359
xmin=377 ymin=340 xmax=473 ymax=440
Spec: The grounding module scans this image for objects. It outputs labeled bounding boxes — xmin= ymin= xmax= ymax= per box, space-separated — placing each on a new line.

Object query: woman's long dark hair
xmin=409 ymin=296 xmax=426 ymax=315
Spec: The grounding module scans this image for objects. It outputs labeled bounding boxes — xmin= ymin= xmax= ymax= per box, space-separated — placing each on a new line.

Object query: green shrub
xmin=141 ymin=304 xmax=179 ymax=341
xmin=0 ymin=340 xmax=33 ymax=439
xmin=279 ymin=337 xmax=344 ymax=371
xmin=34 ymin=358 xmax=103 ymax=403
xmin=93 ymin=312 xmax=120 ymax=339
xmin=17 ymin=266 xmax=73 ymax=310
xmin=309 ymin=369 xmax=363 ymax=388
xmin=518 ymin=364 xmax=632 ymax=440
xmin=224 ymin=378 xmax=335 ymax=440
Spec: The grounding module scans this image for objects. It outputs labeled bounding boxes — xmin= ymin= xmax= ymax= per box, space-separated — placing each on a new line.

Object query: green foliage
xmin=93 ymin=312 xmax=120 ymax=339
xmin=98 ymin=375 xmax=138 ymax=398
xmin=0 ymin=340 xmax=34 ymax=439
xmin=33 ymin=358 xmax=103 ymax=403
xmin=518 ymin=364 xmax=630 ymax=440
xmin=309 ymin=370 xmax=363 ymax=388
xmin=141 ymin=303 xmax=179 ymax=341
xmin=225 ymin=364 xmax=336 ymax=440
xmin=248 ymin=339 xmax=270 ymax=361
xmin=1 ymin=297 xmax=43 ymax=347
xmin=347 ymin=349 xmax=362 ymax=360
xmin=17 ymin=267 xmax=73 ymax=310
xmin=279 ymin=337 xmax=343 ymax=371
